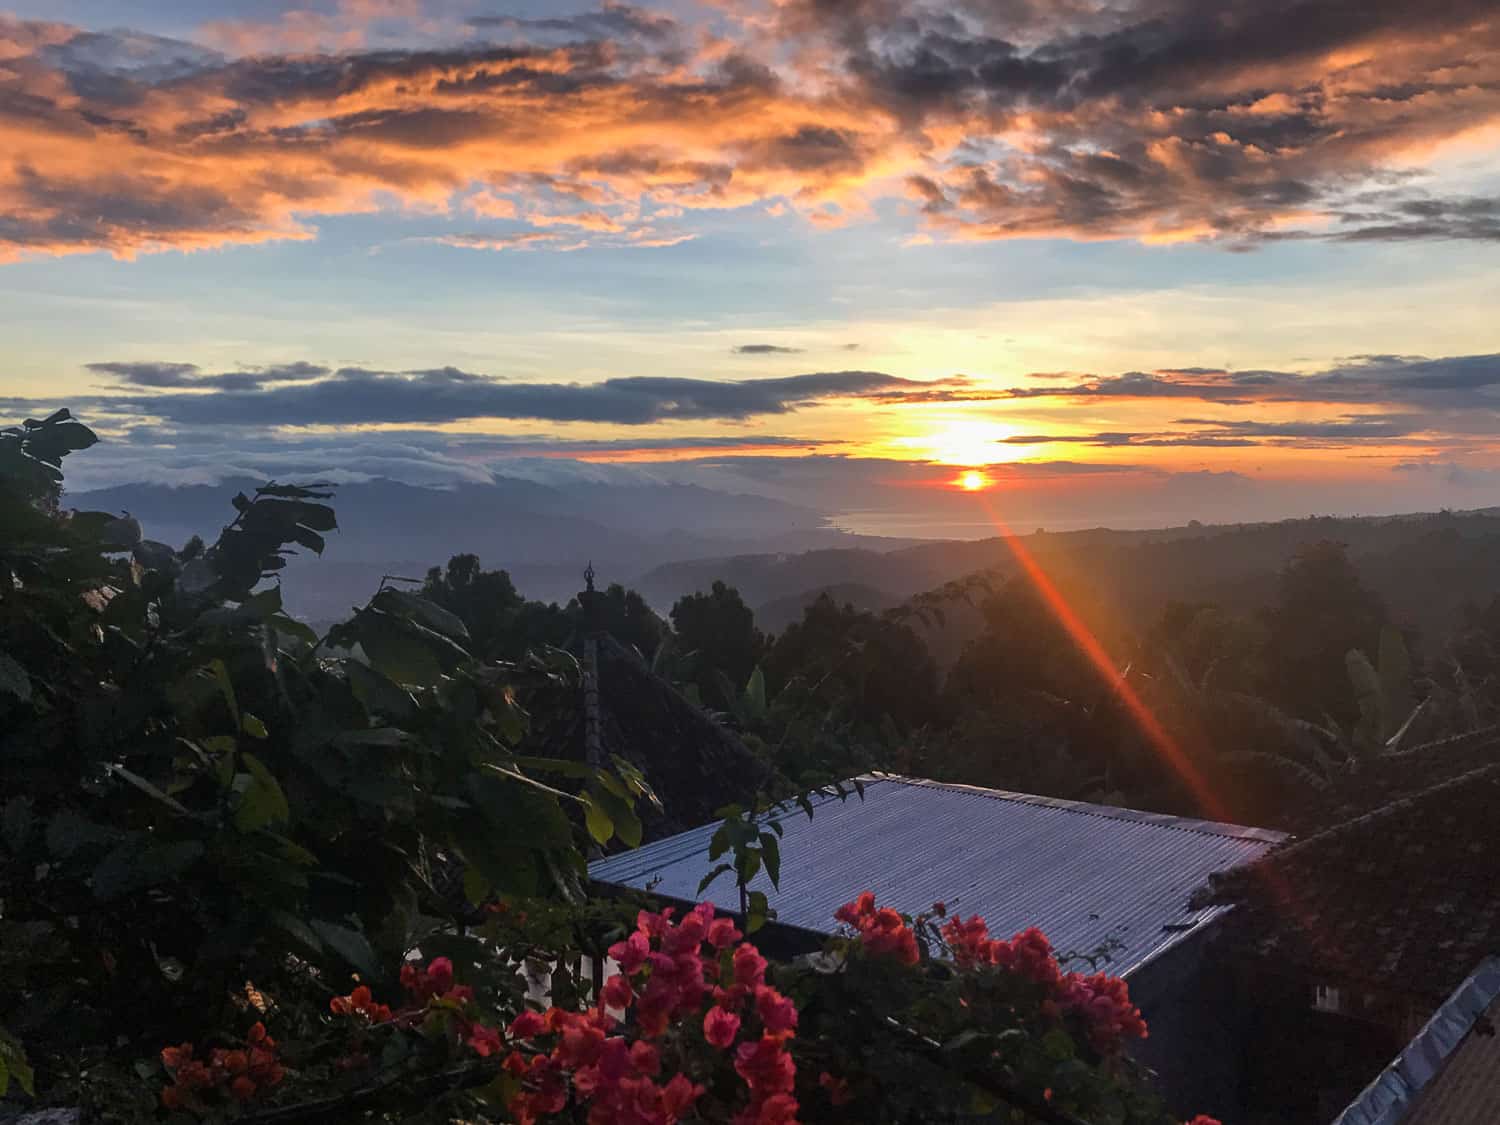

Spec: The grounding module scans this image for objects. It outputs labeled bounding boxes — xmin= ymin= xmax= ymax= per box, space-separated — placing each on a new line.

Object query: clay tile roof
xmin=1204 ymin=763 xmax=1500 ymax=1004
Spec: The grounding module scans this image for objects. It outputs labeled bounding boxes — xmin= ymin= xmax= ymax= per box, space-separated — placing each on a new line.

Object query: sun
xmin=957 ymin=469 xmax=991 ymax=492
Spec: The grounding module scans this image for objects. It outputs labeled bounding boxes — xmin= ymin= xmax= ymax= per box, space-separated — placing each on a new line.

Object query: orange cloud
xmin=2 ymin=0 xmax=1498 ymax=261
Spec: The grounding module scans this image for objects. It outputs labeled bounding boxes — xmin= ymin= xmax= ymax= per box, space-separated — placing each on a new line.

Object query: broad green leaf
xmin=234 ymin=753 xmax=290 ymax=831
xmin=708 ymin=823 xmax=731 ymax=861
xmin=104 ymin=764 xmax=194 ymax=817
xmin=332 ymin=727 xmax=412 ymax=751
xmin=271 ymin=910 xmax=324 ymax=955
xmin=457 ymin=832 xmax=540 ymax=898
xmin=344 ymin=660 xmax=416 ymax=719
xmin=583 ymin=796 xmax=613 ymax=845
xmin=758 ymin=832 xmax=781 ymax=889
xmin=744 ymin=665 xmax=767 ymax=719
xmin=0 ymin=1033 xmax=27 ymax=1098
xmin=208 ymin=658 xmax=239 ymax=723
xmin=0 ymin=652 xmax=31 ymax=703
xmin=697 ymin=862 xmax=733 ymax=894
xmin=270 ymin=613 xmax=319 ymax=647
xmin=746 ymin=890 xmax=769 ymax=934
xmin=289 ymin=526 xmax=325 ymax=555
xmin=351 ymin=614 xmax=446 ymax=687
xmin=266 ymin=832 xmax=318 ymax=866
xmin=462 ymin=866 xmax=491 ymax=906
xmin=309 ymin=920 xmax=378 ymax=977
xmin=241 ymin=712 xmax=268 ymax=739
xmin=593 ymin=769 xmax=628 ymax=800
xmin=92 ymin=838 xmax=204 ymax=901
xmin=593 ymin=787 xmax=641 ymax=848
xmin=465 ymin=773 xmax=573 ymax=847
xmin=371 ymin=588 xmax=471 ymax=642
xmin=734 ymin=849 xmax=762 ymax=886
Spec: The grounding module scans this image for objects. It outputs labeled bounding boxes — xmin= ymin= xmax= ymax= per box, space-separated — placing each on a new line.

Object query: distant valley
xmin=69 ymin=476 xmax=1500 ymax=666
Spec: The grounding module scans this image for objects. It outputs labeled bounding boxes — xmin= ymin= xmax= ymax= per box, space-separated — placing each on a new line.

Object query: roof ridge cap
xmin=1376 ymin=723 xmax=1500 ymax=762
xmin=1252 ymin=760 xmax=1500 ymax=865
xmin=869 ymin=773 xmax=1284 ymax=842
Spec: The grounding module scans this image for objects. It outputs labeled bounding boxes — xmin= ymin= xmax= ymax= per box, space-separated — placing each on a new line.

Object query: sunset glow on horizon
xmin=0 ymin=0 xmax=1495 ymax=527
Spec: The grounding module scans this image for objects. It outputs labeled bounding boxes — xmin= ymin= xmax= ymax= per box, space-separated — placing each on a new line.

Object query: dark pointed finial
xmin=584 ymin=560 xmax=595 ymax=593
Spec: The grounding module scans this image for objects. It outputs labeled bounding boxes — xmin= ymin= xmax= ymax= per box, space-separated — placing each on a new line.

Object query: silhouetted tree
xmin=946 ymin=578 xmax=1100 ymax=706
xmin=584 ymin=582 xmax=666 ymax=660
xmin=1262 ymin=541 xmax=1386 ymax=724
xmin=765 ymin=594 xmax=941 ymax=734
xmin=1143 ymin=600 xmax=1268 ymax=695
xmin=670 ymin=581 xmax=765 ymax=706
xmin=423 ymin=554 xmax=570 ymax=660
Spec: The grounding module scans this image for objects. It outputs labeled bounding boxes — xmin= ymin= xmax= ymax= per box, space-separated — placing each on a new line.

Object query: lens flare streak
xmin=972 ymin=493 xmax=1229 ymax=822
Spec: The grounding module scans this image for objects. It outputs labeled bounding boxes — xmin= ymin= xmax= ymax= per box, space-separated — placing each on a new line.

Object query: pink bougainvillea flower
xmin=662 ymin=1073 xmax=706 ymax=1116
xmin=754 ymin=986 xmax=798 ymax=1040
xmin=707 ymin=915 xmax=743 ymax=949
xmin=425 ymin=957 xmax=454 ymax=995
xmin=733 ymin=1035 xmax=796 ymax=1097
xmin=609 ymin=930 xmax=652 ymax=974
xmin=508 ymin=1009 xmax=548 ymax=1039
xmin=467 ymin=1023 xmax=504 ymax=1057
xmin=602 ymin=973 xmax=635 ymax=1010
xmin=732 ymin=943 xmax=768 ymax=990
xmin=703 ymin=1004 xmax=742 ymax=1048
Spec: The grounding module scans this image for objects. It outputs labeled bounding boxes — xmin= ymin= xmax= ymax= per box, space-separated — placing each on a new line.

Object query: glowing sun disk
xmin=958 ymin=469 xmax=991 ymax=491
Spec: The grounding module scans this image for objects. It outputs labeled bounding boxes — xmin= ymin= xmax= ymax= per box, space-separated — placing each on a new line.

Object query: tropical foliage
xmin=2 ymin=411 xmax=1218 ymax=1124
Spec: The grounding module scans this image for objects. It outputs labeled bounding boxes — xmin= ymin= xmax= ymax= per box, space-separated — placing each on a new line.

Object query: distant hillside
xmin=754 ymin=583 xmax=903 ymax=634
xmin=66 ymin=475 xmax=907 ymax=619
xmin=633 ymin=524 xmax=1215 ymax=611
xmin=641 ymin=511 xmax=1500 ymax=662
xmin=69 ymin=472 xmax=1500 ymax=649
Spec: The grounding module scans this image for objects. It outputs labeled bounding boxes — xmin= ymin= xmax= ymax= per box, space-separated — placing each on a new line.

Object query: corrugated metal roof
xmin=589 ymin=774 xmax=1285 ymax=977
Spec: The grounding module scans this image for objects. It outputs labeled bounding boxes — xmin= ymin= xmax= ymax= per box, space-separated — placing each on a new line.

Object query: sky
xmin=2 ymin=0 xmax=1499 ymax=532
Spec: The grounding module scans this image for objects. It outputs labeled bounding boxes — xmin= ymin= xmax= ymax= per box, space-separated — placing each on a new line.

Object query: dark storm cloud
xmin=790 ymin=0 xmax=1500 ymax=242
xmin=90 ymin=365 xmax=956 ymax=427
xmin=86 ymin=360 xmax=201 ymax=387
xmin=871 ymin=354 xmax=1500 ymax=411
xmin=1170 ymin=417 xmax=1423 ymax=439
xmin=88 ymin=360 xmax=331 ymax=390
xmin=1000 ymin=414 xmax=1430 ymax=449
xmin=732 ymin=345 xmax=806 ymax=355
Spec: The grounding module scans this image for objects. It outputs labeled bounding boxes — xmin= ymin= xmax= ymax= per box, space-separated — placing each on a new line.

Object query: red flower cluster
xmin=329 ymin=983 xmax=393 ymax=1024
xmin=502 ymin=903 xmax=801 ymax=1125
xmin=939 ymin=913 xmax=1146 ymax=1053
xmin=833 ymin=892 xmax=919 ymax=965
xmin=160 ymin=1022 xmax=284 ymax=1110
xmin=329 ymin=957 xmax=504 ymax=1065
xmin=400 ymin=955 xmax=473 ymax=1006
xmin=1059 ymin=972 xmax=1149 ymax=1053
xmin=505 ymin=1005 xmax=704 ymax=1125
